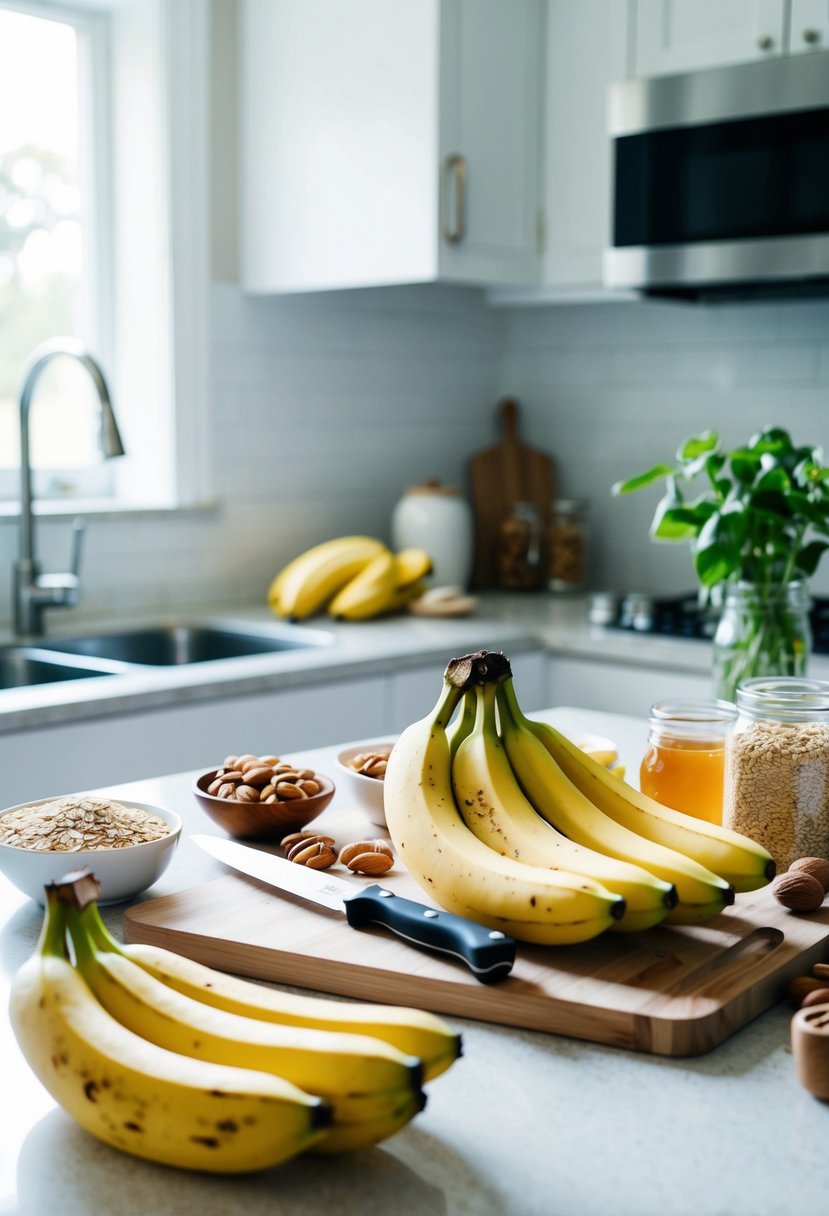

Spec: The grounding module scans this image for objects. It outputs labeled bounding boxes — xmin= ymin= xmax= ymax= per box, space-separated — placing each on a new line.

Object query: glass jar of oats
xmin=723 ymin=677 xmax=829 ymax=871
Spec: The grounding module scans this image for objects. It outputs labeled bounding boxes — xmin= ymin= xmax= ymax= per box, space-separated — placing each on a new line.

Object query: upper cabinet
xmin=541 ymin=0 xmax=630 ymax=294
xmin=633 ymin=0 xmax=829 ymax=76
xmin=239 ymin=0 xmax=543 ymax=294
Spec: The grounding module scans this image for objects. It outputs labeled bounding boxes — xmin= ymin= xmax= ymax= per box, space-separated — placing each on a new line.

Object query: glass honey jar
xmin=639 ymin=700 xmax=737 ymax=825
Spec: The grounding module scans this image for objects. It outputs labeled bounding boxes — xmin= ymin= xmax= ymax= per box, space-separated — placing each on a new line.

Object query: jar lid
xmin=648 ymin=700 xmax=736 ymax=742
xmin=552 ymin=498 xmax=588 ymax=514
xmin=736 ymin=677 xmax=829 ymax=722
xmin=403 ymin=478 xmax=462 ymax=496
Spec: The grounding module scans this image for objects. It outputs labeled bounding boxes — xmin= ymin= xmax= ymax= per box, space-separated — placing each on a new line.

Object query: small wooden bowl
xmin=792 ymin=1001 xmax=829 ymax=1099
xmin=192 ymin=770 xmax=335 ymax=841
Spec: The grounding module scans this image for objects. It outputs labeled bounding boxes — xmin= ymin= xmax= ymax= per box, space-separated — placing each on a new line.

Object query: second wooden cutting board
xmin=124 ymin=865 xmax=829 ymax=1058
xmin=468 ymin=397 xmax=555 ymax=589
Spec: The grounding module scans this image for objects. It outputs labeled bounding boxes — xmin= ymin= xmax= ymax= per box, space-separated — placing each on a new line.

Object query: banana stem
xmin=495 ymin=677 xmax=528 ymax=729
xmin=432 ymin=680 xmax=466 ymax=730
xmin=38 ymin=886 xmax=70 ymax=960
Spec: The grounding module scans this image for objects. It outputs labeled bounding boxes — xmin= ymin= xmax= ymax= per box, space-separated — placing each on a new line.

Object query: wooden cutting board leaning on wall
xmin=468 ymin=398 xmax=555 ymax=589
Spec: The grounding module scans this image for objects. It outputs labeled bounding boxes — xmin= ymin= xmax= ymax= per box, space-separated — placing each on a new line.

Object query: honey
xmin=639 ymin=701 xmax=736 ymax=825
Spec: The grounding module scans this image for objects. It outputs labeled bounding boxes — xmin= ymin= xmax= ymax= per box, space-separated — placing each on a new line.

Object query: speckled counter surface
xmin=2 ymin=708 xmax=828 ymax=1216
xmin=5 ymin=590 xmax=814 ymax=735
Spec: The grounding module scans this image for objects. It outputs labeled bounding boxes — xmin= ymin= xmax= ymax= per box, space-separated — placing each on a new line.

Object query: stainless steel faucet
xmin=13 ymin=339 xmax=125 ymax=637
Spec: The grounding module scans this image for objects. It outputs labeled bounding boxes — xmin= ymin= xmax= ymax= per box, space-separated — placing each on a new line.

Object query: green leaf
xmin=750 ymin=488 xmax=792 ymax=518
xmin=611 ymin=464 xmax=674 ymax=495
xmin=795 ymin=541 xmax=829 ymax=577
xmin=650 ymin=502 xmax=708 ymax=541
xmin=677 ymin=431 xmax=719 ymax=463
xmin=748 ymin=427 xmax=794 ymax=455
xmin=756 ymin=467 xmax=791 ymax=493
xmin=693 ymin=506 xmax=747 ymax=587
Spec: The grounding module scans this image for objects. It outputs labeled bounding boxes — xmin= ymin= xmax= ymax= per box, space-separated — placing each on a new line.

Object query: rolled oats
xmin=0 ymin=795 xmax=170 ymax=852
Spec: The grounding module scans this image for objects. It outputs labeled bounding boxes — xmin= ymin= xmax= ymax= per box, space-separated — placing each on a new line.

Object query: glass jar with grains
xmin=723 ymin=677 xmax=829 ymax=871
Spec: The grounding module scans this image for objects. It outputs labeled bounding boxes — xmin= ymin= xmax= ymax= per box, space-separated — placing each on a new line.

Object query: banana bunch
xmin=9 ymin=872 xmax=461 ymax=1173
xmin=384 ymin=650 xmax=776 ymax=945
xmin=268 ymin=536 xmax=432 ymax=621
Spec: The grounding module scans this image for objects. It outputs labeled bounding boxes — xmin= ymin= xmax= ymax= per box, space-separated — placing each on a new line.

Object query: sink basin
xmin=0 ymin=648 xmax=116 ymax=691
xmin=39 ymin=622 xmax=333 ymax=667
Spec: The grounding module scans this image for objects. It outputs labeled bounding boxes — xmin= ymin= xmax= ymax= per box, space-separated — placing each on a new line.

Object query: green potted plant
xmin=613 ymin=427 xmax=829 ymax=701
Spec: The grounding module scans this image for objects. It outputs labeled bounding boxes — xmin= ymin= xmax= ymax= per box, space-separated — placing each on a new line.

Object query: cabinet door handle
xmin=756 ymin=34 xmax=774 ymax=50
xmin=803 ymin=28 xmax=821 ymax=44
xmin=442 ymin=153 xmax=466 ymax=244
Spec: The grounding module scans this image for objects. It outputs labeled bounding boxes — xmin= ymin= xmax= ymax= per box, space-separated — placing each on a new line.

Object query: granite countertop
xmin=0 ymin=593 xmax=722 ymax=735
xmin=2 ymin=707 xmax=828 ymax=1216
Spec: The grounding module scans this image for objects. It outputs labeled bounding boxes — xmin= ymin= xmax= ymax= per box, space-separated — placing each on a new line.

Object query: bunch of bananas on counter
xmin=268 ymin=535 xmax=432 ymax=621
xmin=9 ymin=871 xmax=460 ymax=1173
xmin=384 ymin=651 xmax=776 ymax=945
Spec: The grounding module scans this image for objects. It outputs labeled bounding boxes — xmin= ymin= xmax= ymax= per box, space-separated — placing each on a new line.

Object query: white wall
xmin=500 ymin=298 xmax=829 ymax=599
xmin=0 ymin=283 xmax=503 ymax=627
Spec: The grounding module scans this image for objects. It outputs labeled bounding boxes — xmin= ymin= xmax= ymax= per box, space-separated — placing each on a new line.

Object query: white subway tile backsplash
xmin=3 ymin=285 xmax=827 ymax=633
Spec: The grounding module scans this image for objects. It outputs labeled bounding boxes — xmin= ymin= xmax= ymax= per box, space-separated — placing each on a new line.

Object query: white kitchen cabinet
xmin=386 ymin=649 xmax=551 ymax=733
xmin=240 ymin=0 xmax=543 ymax=293
xmin=789 ymin=0 xmax=829 ymax=52
xmin=548 ymin=654 xmax=712 ymax=722
xmin=541 ymin=0 xmax=630 ymax=294
xmin=0 ymin=675 xmax=388 ymax=808
xmin=632 ymin=1 xmax=788 ymax=76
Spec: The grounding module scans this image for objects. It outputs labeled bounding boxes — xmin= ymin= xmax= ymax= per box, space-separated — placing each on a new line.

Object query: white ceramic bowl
xmin=0 ymin=798 xmax=182 ymax=906
xmin=336 ymin=742 xmax=395 ymax=829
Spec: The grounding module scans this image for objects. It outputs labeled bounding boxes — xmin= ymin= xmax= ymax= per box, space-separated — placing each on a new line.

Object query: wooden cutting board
xmin=468 ymin=398 xmax=555 ymax=589
xmin=124 ymin=867 xmax=829 ymax=1058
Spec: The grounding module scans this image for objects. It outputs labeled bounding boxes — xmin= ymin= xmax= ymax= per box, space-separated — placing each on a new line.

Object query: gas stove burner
xmin=602 ymin=590 xmax=829 ymax=654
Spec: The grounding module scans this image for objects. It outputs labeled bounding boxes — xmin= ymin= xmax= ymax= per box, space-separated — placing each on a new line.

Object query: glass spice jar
xmin=640 ymin=700 xmax=736 ymax=825
xmin=497 ymin=502 xmax=544 ymax=591
xmin=547 ymin=498 xmax=588 ymax=593
xmin=723 ymin=677 xmax=829 ymax=871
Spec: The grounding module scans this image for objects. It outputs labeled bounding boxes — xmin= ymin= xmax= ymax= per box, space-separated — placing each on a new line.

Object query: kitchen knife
xmin=192 ymin=834 xmax=516 ymax=984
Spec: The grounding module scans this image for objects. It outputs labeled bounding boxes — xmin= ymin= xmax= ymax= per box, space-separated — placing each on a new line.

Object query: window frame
xmin=0 ymin=0 xmax=212 ymax=515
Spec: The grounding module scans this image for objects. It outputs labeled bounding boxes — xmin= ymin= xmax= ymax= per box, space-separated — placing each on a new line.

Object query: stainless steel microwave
xmin=604 ymin=51 xmax=829 ymax=300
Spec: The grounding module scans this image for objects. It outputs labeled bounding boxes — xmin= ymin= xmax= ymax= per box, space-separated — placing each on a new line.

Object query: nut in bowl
xmin=0 ymin=794 xmax=181 ymax=906
xmin=336 ymin=742 xmax=395 ymax=829
xmin=193 ymin=752 xmax=335 ymax=840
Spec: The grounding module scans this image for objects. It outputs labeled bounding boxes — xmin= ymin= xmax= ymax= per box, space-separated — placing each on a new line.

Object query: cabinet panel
xmin=240 ymin=0 xmax=439 ymax=292
xmin=0 ymin=676 xmax=387 ymax=807
xmin=544 ymin=0 xmax=630 ymax=289
xmin=438 ymin=0 xmax=543 ymax=285
xmin=548 ymin=655 xmax=711 ymax=721
xmin=386 ymin=650 xmax=550 ymax=733
xmin=789 ymin=0 xmax=829 ymax=52
xmin=633 ymin=0 xmax=786 ymax=76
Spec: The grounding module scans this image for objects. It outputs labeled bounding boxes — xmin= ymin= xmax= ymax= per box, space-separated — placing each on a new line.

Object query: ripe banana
xmin=268 ymin=535 xmax=389 ymax=620
xmin=495 ymin=678 xmax=740 ymax=925
xmin=105 ymin=936 xmax=459 ymax=1083
xmin=514 ymin=693 xmax=776 ymax=892
xmin=395 ymin=546 xmax=432 ymax=587
xmin=328 ymin=547 xmax=433 ymax=620
xmin=384 ymin=672 xmax=627 ymax=945
xmin=65 ymin=901 xmax=425 ymax=1150
xmin=328 ymin=550 xmax=401 ymax=620
xmin=10 ymin=886 xmax=328 ymax=1173
xmin=452 ymin=682 xmax=677 ymax=932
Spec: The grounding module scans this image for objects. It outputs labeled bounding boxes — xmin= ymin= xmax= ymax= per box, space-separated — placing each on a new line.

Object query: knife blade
xmin=192 ymin=834 xmax=516 ymax=984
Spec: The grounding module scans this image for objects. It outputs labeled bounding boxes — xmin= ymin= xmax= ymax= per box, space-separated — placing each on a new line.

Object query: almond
xmin=344 ymin=850 xmax=394 ymax=876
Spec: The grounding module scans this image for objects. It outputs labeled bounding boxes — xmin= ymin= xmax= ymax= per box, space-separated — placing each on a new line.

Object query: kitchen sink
xmin=38 ymin=622 xmax=334 ymax=667
xmin=0 ymin=648 xmax=116 ymax=691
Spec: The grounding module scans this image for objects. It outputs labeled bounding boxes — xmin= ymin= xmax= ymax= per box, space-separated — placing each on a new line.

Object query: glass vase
xmin=712 ymin=581 xmax=812 ymax=703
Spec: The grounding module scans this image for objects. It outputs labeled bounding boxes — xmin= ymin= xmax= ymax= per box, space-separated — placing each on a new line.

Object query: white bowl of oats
xmin=0 ymin=794 xmax=182 ymax=905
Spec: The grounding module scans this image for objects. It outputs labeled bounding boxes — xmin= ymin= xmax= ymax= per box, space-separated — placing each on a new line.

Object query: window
xmin=0 ymin=0 xmax=211 ymax=514
xmin=0 ymin=1 xmax=112 ymax=497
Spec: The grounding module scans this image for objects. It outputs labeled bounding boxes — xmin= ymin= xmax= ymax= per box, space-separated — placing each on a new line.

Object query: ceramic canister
xmin=391 ymin=479 xmax=474 ymax=589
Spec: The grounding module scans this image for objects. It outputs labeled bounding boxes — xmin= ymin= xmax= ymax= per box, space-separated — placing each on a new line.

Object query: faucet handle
xmin=69 ymin=517 xmax=85 ymax=580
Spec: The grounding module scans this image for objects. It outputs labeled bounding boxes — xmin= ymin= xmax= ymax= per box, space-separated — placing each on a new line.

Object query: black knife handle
xmin=343 ymin=885 xmax=516 ymax=984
